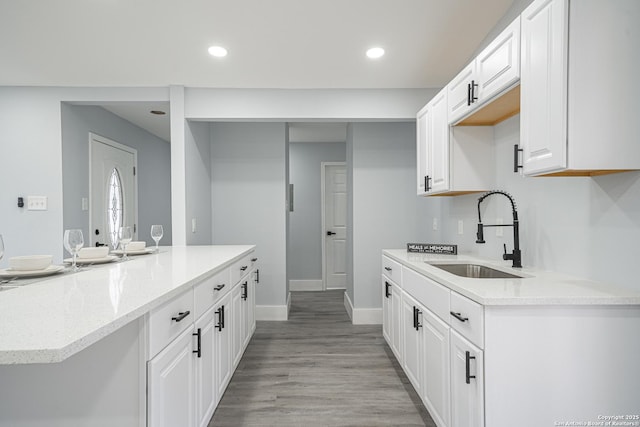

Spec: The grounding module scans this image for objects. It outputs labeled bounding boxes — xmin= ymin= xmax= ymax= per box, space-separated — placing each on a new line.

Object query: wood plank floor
xmin=209 ymin=290 xmax=435 ymax=426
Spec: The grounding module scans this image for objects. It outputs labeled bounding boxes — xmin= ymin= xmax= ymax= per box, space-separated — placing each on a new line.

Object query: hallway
xmin=209 ymin=290 xmax=435 ymax=426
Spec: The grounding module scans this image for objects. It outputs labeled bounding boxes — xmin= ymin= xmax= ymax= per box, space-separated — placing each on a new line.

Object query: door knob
xmin=327 ymin=231 xmax=336 ymax=236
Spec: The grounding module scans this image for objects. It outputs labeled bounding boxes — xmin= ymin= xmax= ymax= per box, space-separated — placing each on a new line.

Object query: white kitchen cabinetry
xmin=422 ymin=310 xmax=451 ymax=427
xmin=520 ymin=0 xmax=640 ymax=176
xmin=448 ymin=17 xmax=521 ymax=125
xmin=450 ymin=330 xmax=484 ymax=427
xmin=382 ymin=278 xmax=392 ymax=345
xmin=214 ymin=291 xmax=232 ymax=403
xmin=401 ymin=292 xmax=423 ymax=396
xmin=194 ymin=307 xmax=217 ymax=427
xmin=148 ymin=326 xmax=196 ymax=427
xmin=416 ymin=89 xmax=448 ymax=195
xmin=231 ymin=283 xmax=244 ymax=368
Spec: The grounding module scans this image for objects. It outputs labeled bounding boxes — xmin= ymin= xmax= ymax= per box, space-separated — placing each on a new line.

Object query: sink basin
xmin=428 ymin=263 xmax=523 ymax=279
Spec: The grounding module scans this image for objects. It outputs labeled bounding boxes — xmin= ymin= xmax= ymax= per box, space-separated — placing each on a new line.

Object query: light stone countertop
xmin=0 ymin=245 xmax=255 ymax=365
xmin=383 ymin=249 xmax=640 ymax=306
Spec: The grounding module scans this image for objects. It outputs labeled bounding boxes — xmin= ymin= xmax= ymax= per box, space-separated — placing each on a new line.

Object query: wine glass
xmin=150 ymin=225 xmax=163 ymax=252
xmin=118 ymin=226 xmax=133 ymax=261
xmin=63 ymin=229 xmax=84 ymax=272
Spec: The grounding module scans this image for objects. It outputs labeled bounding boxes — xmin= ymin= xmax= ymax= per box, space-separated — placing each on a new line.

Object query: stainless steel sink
xmin=428 ymin=263 xmax=523 ymax=279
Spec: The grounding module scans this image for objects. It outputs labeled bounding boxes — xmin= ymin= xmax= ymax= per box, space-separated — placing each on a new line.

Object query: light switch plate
xmin=81 ymin=197 xmax=89 ymax=211
xmin=458 ymin=220 xmax=464 ymax=235
xmin=27 ymin=196 xmax=47 ymax=211
xmin=432 ymin=217 xmax=438 ymax=231
xmin=191 ymin=218 xmax=197 ymax=233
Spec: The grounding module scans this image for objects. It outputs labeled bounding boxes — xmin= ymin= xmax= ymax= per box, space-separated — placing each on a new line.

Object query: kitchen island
xmin=0 ymin=245 xmax=257 ymax=427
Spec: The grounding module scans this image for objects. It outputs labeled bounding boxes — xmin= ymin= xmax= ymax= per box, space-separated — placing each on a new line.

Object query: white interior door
xmin=90 ymin=134 xmax=137 ymax=247
xmin=323 ymin=163 xmax=347 ymax=289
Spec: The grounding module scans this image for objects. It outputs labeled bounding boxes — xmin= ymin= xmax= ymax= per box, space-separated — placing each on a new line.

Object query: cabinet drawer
xmin=449 ymin=291 xmax=484 ymax=348
xmin=194 ymin=267 xmax=231 ymax=319
xmin=149 ymin=288 xmax=195 ymax=358
xmin=402 ymin=266 xmax=450 ymax=322
xmin=382 ymin=256 xmax=402 ymax=285
xmin=231 ymin=254 xmax=253 ymax=285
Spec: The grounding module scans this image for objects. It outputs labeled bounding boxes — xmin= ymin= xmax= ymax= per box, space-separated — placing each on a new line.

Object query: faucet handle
xmin=503 ymin=244 xmax=513 ymax=261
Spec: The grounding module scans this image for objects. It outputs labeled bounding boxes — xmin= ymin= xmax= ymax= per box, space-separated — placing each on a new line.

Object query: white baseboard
xmin=256 ymin=304 xmax=288 ymax=321
xmin=343 ymin=291 xmax=382 ymax=325
xmin=289 ymin=280 xmax=323 ymax=291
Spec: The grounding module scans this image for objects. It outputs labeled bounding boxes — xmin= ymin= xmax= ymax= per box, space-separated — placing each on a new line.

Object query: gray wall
xmin=210 ymin=122 xmax=288 ymax=307
xmin=185 ymin=120 xmax=212 ymax=245
xmin=350 ymin=122 xmax=436 ymax=309
xmin=288 ymin=142 xmax=346 ymax=281
xmin=428 ymin=114 xmax=640 ymax=292
xmin=61 ymin=104 xmax=172 ymax=247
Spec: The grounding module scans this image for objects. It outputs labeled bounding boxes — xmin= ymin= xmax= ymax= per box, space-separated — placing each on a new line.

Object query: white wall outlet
xmin=496 ymin=218 xmax=504 ymax=237
xmin=81 ymin=197 xmax=89 ymax=211
xmin=432 ymin=217 xmax=438 ymax=231
xmin=27 ymin=196 xmax=47 ymax=211
xmin=191 ymin=218 xmax=197 ymax=233
xmin=458 ymin=220 xmax=464 ymax=235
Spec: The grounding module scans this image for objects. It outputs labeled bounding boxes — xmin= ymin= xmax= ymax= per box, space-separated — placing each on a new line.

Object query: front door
xmin=90 ymin=134 xmax=137 ymax=248
xmin=323 ymin=163 xmax=347 ymax=289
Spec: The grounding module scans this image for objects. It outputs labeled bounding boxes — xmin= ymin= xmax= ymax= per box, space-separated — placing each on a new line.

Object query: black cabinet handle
xmin=171 ymin=311 xmax=190 ymax=322
xmin=214 ymin=284 xmax=225 ymax=291
xmin=414 ymin=307 xmax=422 ymax=331
xmin=193 ymin=328 xmax=201 ymax=358
xmin=513 ymin=144 xmax=523 ymax=173
xmin=424 ymin=175 xmax=431 ymax=192
xmin=450 ymin=311 xmax=469 ymax=322
xmin=240 ymin=266 xmax=248 ymax=271
xmin=215 ymin=306 xmax=225 ymax=331
xmin=470 ymin=80 xmax=478 ymax=104
xmin=467 ymin=82 xmax=472 ymax=106
xmin=242 ymin=282 xmax=248 ymax=301
xmin=255 ymin=269 xmax=260 ymax=283
xmin=384 ymin=266 xmax=392 ymax=272
xmin=251 ymin=257 xmax=258 ymax=262
xmin=327 ymin=231 xmax=336 ymax=236
xmin=465 ymin=351 xmax=477 ymax=384
xmin=412 ymin=306 xmax=417 ymax=329
xmin=384 ymin=281 xmax=391 ymax=298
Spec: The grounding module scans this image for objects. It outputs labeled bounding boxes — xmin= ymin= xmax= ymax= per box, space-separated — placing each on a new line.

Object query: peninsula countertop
xmin=0 ymin=245 xmax=255 ymax=365
xmin=383 ymin=249 xmax=640 ymax=306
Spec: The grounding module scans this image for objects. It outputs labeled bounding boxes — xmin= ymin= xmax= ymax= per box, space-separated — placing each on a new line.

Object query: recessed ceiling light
xmin=366 ymin=47 xmax=385 ymax=59
xmin=150 ymin=110 xmax=166 ymax=115
xmin=208 ymin=46 xmax=228 ymax=57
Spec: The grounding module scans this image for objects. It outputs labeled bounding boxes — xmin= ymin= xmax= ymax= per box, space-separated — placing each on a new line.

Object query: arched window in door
xmin=107 ymin=168 xmax=124 ymax=248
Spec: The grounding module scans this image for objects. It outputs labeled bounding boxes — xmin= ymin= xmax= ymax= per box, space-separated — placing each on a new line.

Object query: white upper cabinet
xmin=416 ymin=88 xmax=450 ymax=195
xmin=448 ymin=17 xmax=521 ymax=125
xmin=521 ymin=0 xmax=640 ymax=176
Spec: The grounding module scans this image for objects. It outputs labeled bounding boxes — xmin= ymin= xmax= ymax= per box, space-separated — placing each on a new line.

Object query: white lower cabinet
xmin=382 ymin=276 xmax=403 ymax=362
xmin=214 ymin=292 xmax=232 ymax=402
xmin=422 ymin=309 xmax=451 ymax=427
xmin=402 ymin=292 xmax=424 ymax=395
xmin=450 ymin=330 xmax=484 ymax=427
xmin=195 ymin=307 xmax=217 ymax=427
xmin=231 ymin=283 xmax=244 ymax=368
xmin=148 ymin=326 xmax=197 ymax=427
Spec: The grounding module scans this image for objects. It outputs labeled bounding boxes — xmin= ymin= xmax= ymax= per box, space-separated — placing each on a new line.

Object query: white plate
xmin=0 ymin=265 xmax=65 ymax=278
xmin=64 ymin=255 xmax=118 ymax=265
xmin=112 ymin=248 xmax=155 ymax=256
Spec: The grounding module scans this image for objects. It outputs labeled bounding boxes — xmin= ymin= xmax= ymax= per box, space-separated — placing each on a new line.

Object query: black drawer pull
xmin=384 ymin=267 xmax=392 ymax=272
xmin=171 ymin=311 xmax=190 ymax=322
xmin=193 ymin=328 xmax=201 ymax=358
xmin=513 ymin=144 xmax=523 ymax=173
xmin=450 ymin=311 xmax=469 ymax=322
xmin=255 ymin=269 xmax=260 ymax=283
xmin=242 ymin=282 xmax=248 ymax=301
xmin=384 ymin=281 xmax=391 ymax=298
xmin=215 ymin=305 xmax=225 ymax=331
xmin=214 ymin=284 xmax=225 ymax=291
xmin=251 ymin=257 xmax=258 ymax=262
xmin=240 ymin=266 xmax=248 ymax=271
xmin=465 ymin=351 xmax=477 ymax=384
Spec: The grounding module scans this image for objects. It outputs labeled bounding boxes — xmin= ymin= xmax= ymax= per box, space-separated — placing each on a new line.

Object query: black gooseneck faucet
xmin=476 ymin=190 xmax=522 ymax=268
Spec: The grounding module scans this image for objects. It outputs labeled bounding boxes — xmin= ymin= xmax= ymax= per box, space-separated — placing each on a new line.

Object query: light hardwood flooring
xmin=208 ymin=290 xmax=435 ymax=426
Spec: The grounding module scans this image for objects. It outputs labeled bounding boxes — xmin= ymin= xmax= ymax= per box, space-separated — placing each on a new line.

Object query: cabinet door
xmin=231 ymin=283 xmax=244 ymax=368
xmin=448 ymin=62 xmax=476 ymax=123
xmin=382 ymin=278 xmax=392 ymax=344
xmin=416 ymin=104 xmax=430 ymax=195
xmin=148 ymin=326 xmax=196 ymax=427
xmin=428 ymin=88 xmax=449 ymax=194
xmin=214 ymin=293 xmax=232 ymax=402
xmin=423 ymin=310 xmax=451 ymax=427
xmin=195 ymin=308 xmax=216 ymax=427
xmin=450 ymin=330 xmax=484 ymax=427
xmin=244 ymin=275 xmax=255 ymax=348
xmin=520 ymin=0 xmax=568 ymax=175
xmin=476 ymin=16 xmax=520 ymax=103
xmin=402 ymin=293 xmax=423 ymax=395
xmin=391 ymin=284 xmax=403 ymax=362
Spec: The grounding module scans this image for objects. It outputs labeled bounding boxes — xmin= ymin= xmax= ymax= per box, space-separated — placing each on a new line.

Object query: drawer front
xmin=402 ymin=266 xmax=450 ymax=322
xmin=149 ymin=288 xmax=195 ymax=358
xmin=194 ymin=267 xmax=231 ymax=319
xmin=231 ymin=254 xmax=253 ymax=285
xmin=382 ymin=256 xmax=402 ymax=285
xmin=449 ymin=291 xmax=484 ymax=348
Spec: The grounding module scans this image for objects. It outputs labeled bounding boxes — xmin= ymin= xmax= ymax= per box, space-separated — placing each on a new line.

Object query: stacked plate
xmin=0 ymin=255 xmax=64 ymax=278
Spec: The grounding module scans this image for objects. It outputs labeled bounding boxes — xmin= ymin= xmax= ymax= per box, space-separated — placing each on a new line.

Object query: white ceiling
xmin=1 ymin=0 xmax=514 ymax=140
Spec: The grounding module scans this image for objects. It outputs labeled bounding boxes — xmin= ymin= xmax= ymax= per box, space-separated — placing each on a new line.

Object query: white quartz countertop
xmin=0 ymin=245 xmax=255 ymax=365
xmin=383 ymin=249 xmax=640 ymax=306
